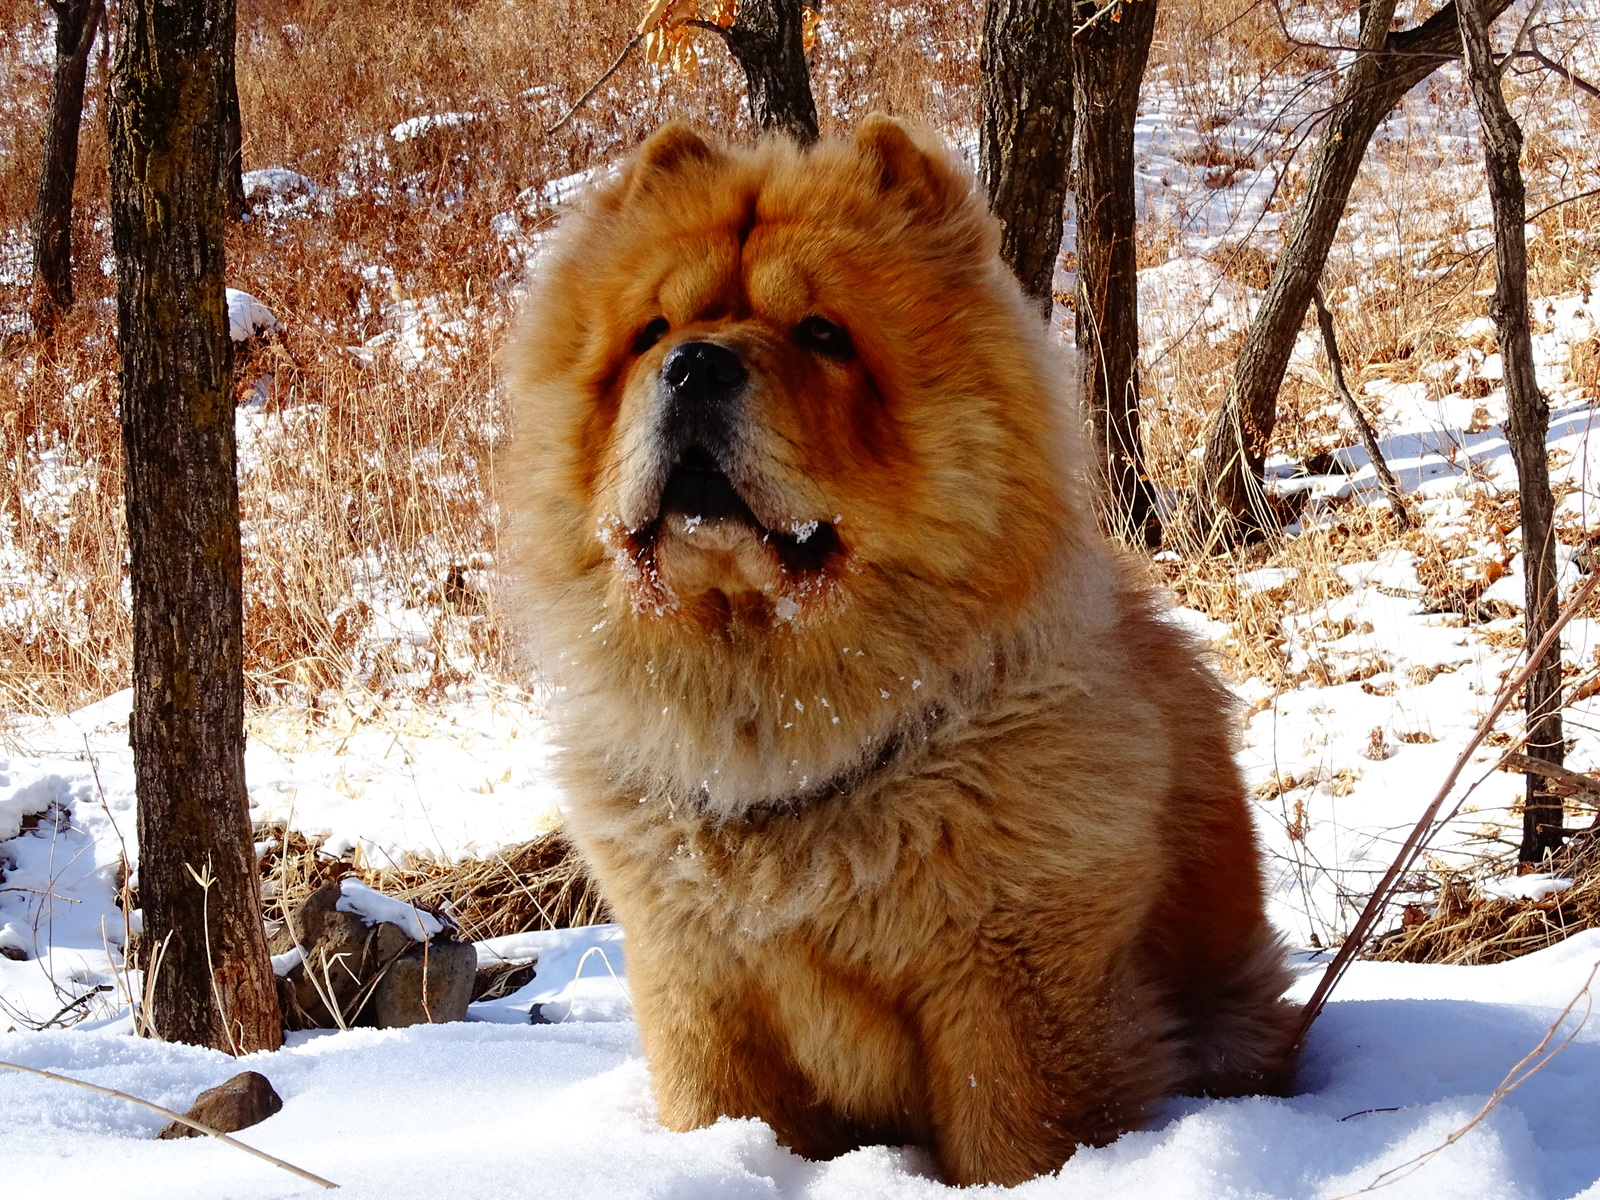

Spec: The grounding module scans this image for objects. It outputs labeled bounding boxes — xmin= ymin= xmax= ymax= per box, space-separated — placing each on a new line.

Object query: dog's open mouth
xmin=629 ymin=446 xmax=841 ymax=577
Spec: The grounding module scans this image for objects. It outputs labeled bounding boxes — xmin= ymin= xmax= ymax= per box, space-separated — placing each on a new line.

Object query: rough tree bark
xmin=722 ymin=0 xmax=818 ymax=144
xmin=109 ymin=0 xmax=282 ymax=1051
xmin=1459 ymin=0 xmax=1565 ymax=862
xmin=30 ymin=0 xmax=106 ymax=327
xmin=1074 ymin=0 xmax=1160 ymax=546
xmin=1187 ymin=0 xmax=1516 ymax=547
xmin=978 ymin=0 xmax=1075 ymax=318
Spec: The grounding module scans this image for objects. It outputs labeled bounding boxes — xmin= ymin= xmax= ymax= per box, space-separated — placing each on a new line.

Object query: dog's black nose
xmin=661 ymin=342 xmax=747 ymax=402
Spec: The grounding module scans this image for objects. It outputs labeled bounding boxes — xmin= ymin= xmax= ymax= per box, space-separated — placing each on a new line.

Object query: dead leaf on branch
xmin=637 ymin=1 xmax=822 ymax=81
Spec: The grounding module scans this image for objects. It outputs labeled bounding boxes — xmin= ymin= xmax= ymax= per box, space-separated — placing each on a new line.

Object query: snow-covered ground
xmin=2 ymin=931 xmax=1598 ymax=1199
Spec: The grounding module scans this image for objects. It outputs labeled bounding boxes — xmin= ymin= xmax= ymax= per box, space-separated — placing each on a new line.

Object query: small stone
xmin=157 ymin=1071 xmax=282 ymax=1139
xmin=371 ymin=939 xmax=477 ymax=1028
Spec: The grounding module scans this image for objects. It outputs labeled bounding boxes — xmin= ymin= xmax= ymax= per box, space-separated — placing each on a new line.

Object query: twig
xmin=1330 ymin=958 xmax=1598 ymax=1197
xmin=545 ymin=33 xmax=643 ymax=137
xmin=1515 ymin=27 xmax=1600 ymax=98
xmin=682 ymin=18 xmax=732 ymax=39
xmin=137 ymin=932 xmax=173 ymax=1041
xmin=1527 ymin=186 xmax=1600 ymax=224
xmin=1310 ymin=285 xmax=1412 ymax=529
xmin=0 ymin=1059 xmax=338 ymax=1189
xmin=1289 ymin=569 xmax=1600 ymax=1055
xmin=1495 ymin=0 xmax=1544 ymax=77
xmin=184 ymin=859 xmax=241 ymax=1057
xmin=39 ymin=984 xmax=112 ymax=1030
xmin=1073 ymin=0 xmax=1125 ymax=40
xmin=1496 ymin=750 xmax=1600 ymax=797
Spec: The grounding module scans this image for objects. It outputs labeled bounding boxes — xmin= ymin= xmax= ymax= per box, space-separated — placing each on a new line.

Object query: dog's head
xmin=504 ymin=118 xmax=1097 ymax=810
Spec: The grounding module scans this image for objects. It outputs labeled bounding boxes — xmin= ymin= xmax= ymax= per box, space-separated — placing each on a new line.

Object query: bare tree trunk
xmin=1186 ymin=0 xmax=1515 ymax=547
xmin=978 ymin=0 xmax=1075 ymax=318
xmin=222 ymin=28 xmax=247 ymax=222
xmin=722 ymin=0 xmax=818 ymax=144
xmin=1459 ymin=0 xmax=1565 ymax=863
xmin=30 ymin=0 xmax=106 ymax=328
xmin=1074 ymin=0 xmax=1160 ymax=547
xmin=110 ymin=0 xmax=282 ymax=1052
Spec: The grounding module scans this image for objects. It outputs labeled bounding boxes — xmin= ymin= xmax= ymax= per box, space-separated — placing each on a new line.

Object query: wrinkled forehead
xmin=607 ymin=179 xmax=831 ymax=322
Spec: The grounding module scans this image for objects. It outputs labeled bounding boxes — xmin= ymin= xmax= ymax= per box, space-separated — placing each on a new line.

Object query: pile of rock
xmin=269 ymin=879 xmax=478 ymax=1030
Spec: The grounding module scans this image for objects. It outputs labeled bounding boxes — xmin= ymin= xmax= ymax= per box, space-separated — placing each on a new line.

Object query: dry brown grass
xmin=0 ymin=0 xmax=985 ymax=716
xmin=1370 ymin=823 xmax=1600 ymax=965
xmin=257 ymin=825 xmax=607 ymax=943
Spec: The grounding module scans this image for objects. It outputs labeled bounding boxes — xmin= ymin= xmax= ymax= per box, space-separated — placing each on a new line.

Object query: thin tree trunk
xmin=222 ymin=29 xmax=246 ymax=222
xmin=30 ymin=0 xmax=106 ymax=327
xmin=978 ymin=0 xmax=1075 ymax=318
xmin=1459 ymin=0 xmax=1565 ymax=863
xmin=1187 ymin=0 xmax=1515 ymax=547
xmin=109 ymin=0 xmax=282 ymax=1052
xmin=722 ymin=0 xmax=818 ymax=144
xmin=1310 ymin=285 xmax=1411 ymax=529
xmin=1074 ymin=0 xmax=1160 ymax=547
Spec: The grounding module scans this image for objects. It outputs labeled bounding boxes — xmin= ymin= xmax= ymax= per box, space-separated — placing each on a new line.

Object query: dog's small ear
xmin=611 ymin=123 xmax=722 ymax=207
xmin=853 ymin=114 xmax=971 ymax=220
xmin=638 ymin=122 xmax=719 ymax=175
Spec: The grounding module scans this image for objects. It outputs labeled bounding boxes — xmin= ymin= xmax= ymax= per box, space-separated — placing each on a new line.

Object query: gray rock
xmin=273 ymin=880 xmax=472 ymax=1030
xmin=278 ymin=893 xmax=413 ymax=1029
xmin=157 ymin=1071 xmax=282 ymax=1139
xmin=371 ymin=939 xmax=478 ymax=1027
xmin=274 ymin=881 xmax=342 ymax=952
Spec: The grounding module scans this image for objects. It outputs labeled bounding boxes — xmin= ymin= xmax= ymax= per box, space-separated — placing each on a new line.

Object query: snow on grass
xmin=0 ymin=686 xmax=564 ymax=1028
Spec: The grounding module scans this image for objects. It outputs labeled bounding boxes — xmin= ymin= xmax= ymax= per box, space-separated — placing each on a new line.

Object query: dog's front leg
xmin=913 ymin=953 xmax=1124 ymax=1188
xmin=634 ymin=963 xmax=867 ymax=1160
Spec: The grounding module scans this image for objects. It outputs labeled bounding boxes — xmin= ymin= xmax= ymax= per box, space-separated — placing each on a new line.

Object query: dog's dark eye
xmin=632 ymin=316 xmax=670 ymax=355
xmin=794 ymin=315 xmax=854 ymax=361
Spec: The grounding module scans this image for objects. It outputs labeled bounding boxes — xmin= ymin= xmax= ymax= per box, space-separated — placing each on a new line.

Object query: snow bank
xmin=241 ymin=169 xmax=315 ymax=201
xmin=4 ymin=931 xmax=1598 ymax=1199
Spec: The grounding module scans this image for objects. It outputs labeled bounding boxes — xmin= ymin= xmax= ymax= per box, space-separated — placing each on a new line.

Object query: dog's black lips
xmin=633 ymin=445 xmax=842 ymax=576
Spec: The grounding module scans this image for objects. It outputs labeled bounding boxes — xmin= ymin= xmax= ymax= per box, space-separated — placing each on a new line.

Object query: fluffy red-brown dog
xmin=501 ymin=116 xmax=1298 ymax=1187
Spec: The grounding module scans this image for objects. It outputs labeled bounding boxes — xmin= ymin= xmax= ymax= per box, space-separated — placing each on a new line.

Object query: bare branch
xmin=1310 ymin=285 xmax=1412 ymax=529
xmin=0 ymin=1059 xmax=338 ymax=1190
xmin=1527 ymin=185 xmax=1600 ymax=223
xmin=1515 ymin=30 xmax=1600 ymax=100
xmin=682 ymin=18 xmax=732 ymax=39
xmin=1496 ymin=0 xmax=1544 ymax=75
xmin=1288 ymin=569 xmax=1600 ymax=1055
xmin=1072 ymin=0 xmax=1124 ymax=41
xmin=546 ymin=33 xmax=644 ymax=137
xmin=1495 ymin=750 xmax=1600 ymax=797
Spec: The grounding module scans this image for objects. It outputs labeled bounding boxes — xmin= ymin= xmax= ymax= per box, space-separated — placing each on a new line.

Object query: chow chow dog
xmin=501 ymin=116 xmax=1298 ymax=1187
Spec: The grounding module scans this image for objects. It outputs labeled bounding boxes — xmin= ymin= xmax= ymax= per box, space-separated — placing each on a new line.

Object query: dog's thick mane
xmin=502 ymin=125 xmax=1118 ymax=817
